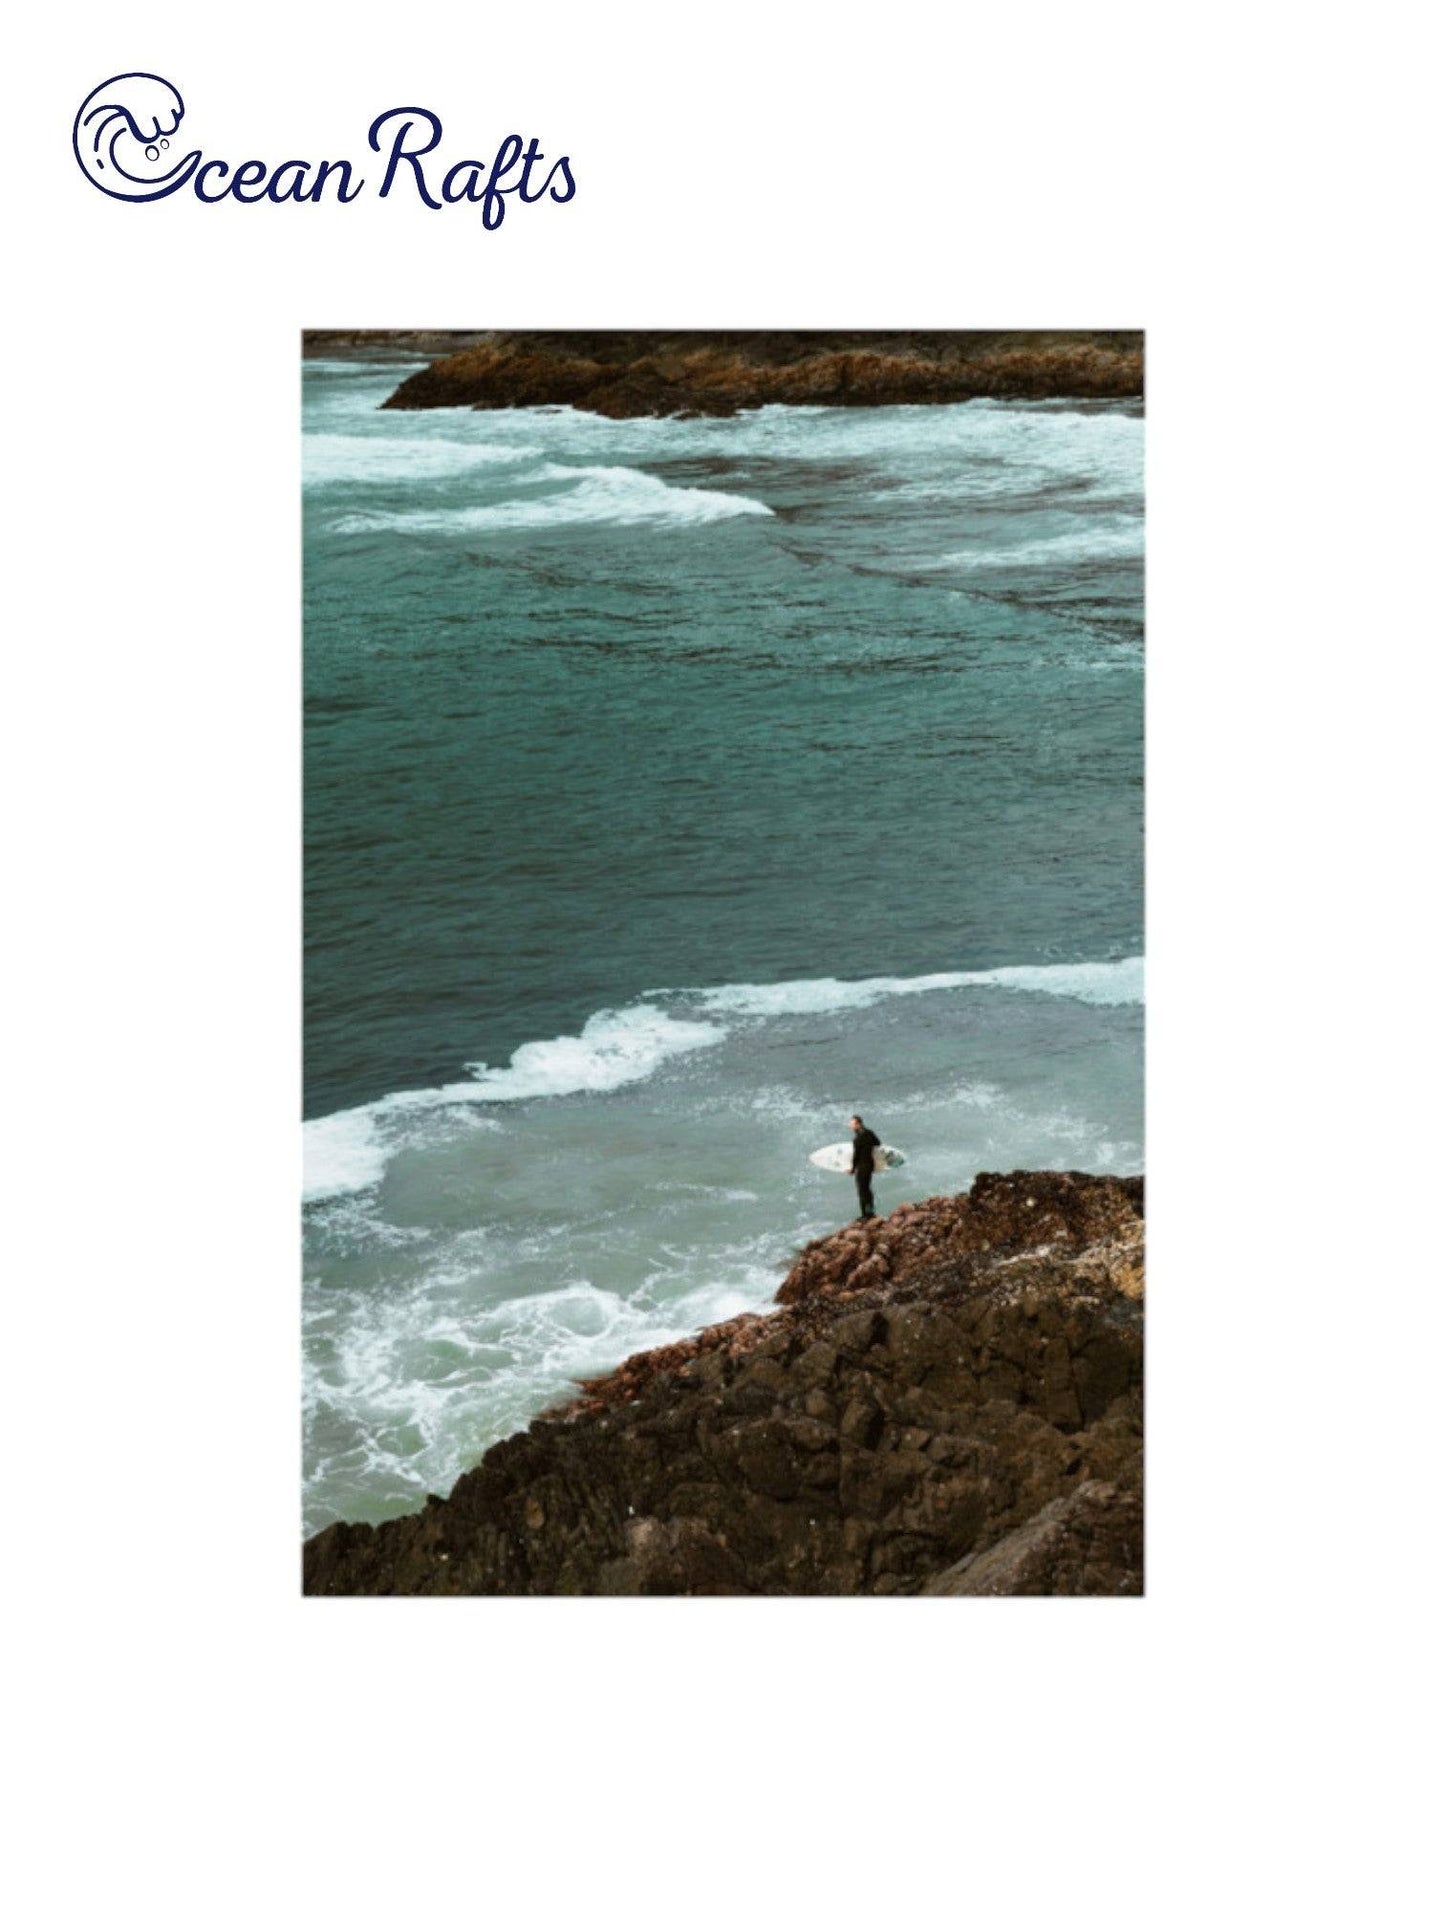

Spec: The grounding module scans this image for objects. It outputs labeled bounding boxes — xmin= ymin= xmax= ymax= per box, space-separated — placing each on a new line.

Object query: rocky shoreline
xmin=347 ymin=330 xmax=1143 ymax=417
xmin=303 ymin=1170 xmax=1144 ymax=1596
xmin=302 ymin=329 xmax=492 ymax=360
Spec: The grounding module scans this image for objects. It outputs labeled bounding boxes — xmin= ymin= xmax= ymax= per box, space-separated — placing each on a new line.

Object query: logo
xmin=73 ymin=74 xmax=199 ymax=202
xmin=72 ymin=74 xmax=576 ymax=225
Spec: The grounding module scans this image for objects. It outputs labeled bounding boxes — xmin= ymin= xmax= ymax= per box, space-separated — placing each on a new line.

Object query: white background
xmin=8 ymin=4 xmax=1439 ymax=1921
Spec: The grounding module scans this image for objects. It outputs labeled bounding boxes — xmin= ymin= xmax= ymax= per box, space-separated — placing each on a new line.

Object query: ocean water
xmin=302 ymin=357 xmax=1144 ymax=1536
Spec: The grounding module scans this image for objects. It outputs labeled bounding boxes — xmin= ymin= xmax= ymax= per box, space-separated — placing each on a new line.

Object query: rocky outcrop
xmin=921 ymin=1480 xmax=1142 ymax=1595
xmin=303 ymin=1171 xmax=1143 ymax=1596
xmin=302 ymin=329 xmax=493 ymax=359
xmin=377 ymin=330 xmax=1144 ymax=418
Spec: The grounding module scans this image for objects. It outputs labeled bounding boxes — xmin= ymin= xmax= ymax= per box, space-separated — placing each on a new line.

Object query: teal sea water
xmin=302 ymin=358 xmax=1144 ymax=1536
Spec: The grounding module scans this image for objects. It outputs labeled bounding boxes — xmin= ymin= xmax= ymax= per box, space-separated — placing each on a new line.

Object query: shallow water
xmin=302 ymin=360 xmax=1143 ymax=1535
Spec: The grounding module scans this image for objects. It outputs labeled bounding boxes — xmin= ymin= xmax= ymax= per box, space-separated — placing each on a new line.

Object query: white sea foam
xmin=302 ymin=1247 xmax=782 ymax=1534
xmin=681 ymin=955 xmax=1143 ymax=1017
xmin=303 ymin=1094 xmax=511 ymax=1202
xmin=303 ymin=959 xmax=1140 ymax=1202
xmin=328 ymin=463 xmax=773 ymax=534
xmin=303 ymin=1105 xmax=392 ymax=1203
xmin=971 ymin=958 xmax=1143 ymax=1003
xmin=932 ymin=520 xmax=1143 ymax=572
xmin=303 ymin=432 xmax=539 ymax=486
xmin=303 ymin=1004 xmax=725 ymax=1202
xmin=461 ymin=1004 xmax=725 ymax=1100
xmin=484 ymin=398 xmax=1140 ymax=480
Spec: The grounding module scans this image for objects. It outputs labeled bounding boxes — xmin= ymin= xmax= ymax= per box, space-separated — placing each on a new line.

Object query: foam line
xmin=303 ymin=432 xmax=538 ymax=486
xmin=302 ymin=958 xmax=1141 ymax=1203
xmin=328 ymin=463 xmax=774 ymax=533
xmin=680 ymin=955 xmax=1144 ymax=1017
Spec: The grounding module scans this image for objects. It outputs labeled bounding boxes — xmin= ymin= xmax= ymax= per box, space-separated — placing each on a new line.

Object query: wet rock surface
xmin=303 ymin=1171 xmax=1144 ymax=1597
xmin=377 ymin=330 xmax=1144 ymax=418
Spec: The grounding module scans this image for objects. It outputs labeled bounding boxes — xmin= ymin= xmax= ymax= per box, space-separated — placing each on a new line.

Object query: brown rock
xmin=920 ymin=1482 xmax=1143 ymax=1597
xmin=302 ymin=1170 xmax=1144 ymax=1597
xmin=380 ymin=331 xmax=1143 ymax=419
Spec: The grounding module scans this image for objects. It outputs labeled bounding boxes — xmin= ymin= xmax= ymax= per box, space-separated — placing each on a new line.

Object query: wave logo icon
xmin=73 ymin=73 xmax=199 ymax=201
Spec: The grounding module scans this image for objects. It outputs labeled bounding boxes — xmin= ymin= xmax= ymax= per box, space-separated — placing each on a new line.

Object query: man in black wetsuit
xmin=850 ymin=1114 xmax=881 ymax=1221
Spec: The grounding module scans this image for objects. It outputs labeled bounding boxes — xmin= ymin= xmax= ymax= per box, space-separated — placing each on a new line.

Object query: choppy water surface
xmin=303 ymin=359 xmax=1143 ymax=1535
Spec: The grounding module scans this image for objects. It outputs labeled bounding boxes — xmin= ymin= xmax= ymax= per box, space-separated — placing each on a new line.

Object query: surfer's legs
xmin=855 ymin=1171 xmax=875 ymax=1219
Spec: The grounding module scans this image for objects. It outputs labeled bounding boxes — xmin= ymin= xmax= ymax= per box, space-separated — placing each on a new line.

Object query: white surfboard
xmin=809 ymin=1142 xmax=906 ymax=1174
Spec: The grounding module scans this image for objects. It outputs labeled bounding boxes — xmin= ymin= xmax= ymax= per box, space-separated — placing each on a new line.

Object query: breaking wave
xmin=303 ymin=432 xmax=538 ymax=486
xmin=303 ymin=957 xmax=1141 ymax=1202
xmin=328 ymin=463 xmax=774 ymax=534
xmin=679 ymin=955 xmax=1143 ymax=1016
xmin=931 ymin=519 xmax=1143 ymax=572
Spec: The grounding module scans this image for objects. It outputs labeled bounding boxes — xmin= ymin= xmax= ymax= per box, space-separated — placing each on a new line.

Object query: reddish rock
xmin=377 ymin=330 xmax=1144 ymax=419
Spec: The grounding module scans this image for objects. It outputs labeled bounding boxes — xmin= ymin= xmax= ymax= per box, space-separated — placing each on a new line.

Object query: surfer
xmin=850 ymin=1114 xmax=881 ymax=1220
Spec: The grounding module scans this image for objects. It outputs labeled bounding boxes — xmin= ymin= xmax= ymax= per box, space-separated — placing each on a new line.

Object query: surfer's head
xmin=850 ymin=1115 xmax=864 ymax=1132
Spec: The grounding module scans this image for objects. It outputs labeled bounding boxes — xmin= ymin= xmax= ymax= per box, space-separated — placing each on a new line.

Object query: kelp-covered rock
xmin=303 ymin=1171 xmax=1144 ymax=1597
xmin=379 ymin=331 xmax=1144 ymax=418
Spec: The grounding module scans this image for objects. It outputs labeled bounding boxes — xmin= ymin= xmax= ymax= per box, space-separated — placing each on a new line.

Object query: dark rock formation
xmin=304 ymin=1171 xmax=1144 ymax=1597
xmin=302 ymin=329 xmax=492 ymax=359
xmin=376 ymin=330 xmax=1144 ymax=418
xmin=921 ymin=1480 xmax=1143 ymax=1595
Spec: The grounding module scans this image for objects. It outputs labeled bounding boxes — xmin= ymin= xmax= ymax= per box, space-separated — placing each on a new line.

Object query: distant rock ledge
xmin=303 ymin=329 xmax=492 ymax=359
xmin=303 ymin=1170 xmax=1145 ymax=1597
xmin=366 ymin=330 xmax=1143 ymax=418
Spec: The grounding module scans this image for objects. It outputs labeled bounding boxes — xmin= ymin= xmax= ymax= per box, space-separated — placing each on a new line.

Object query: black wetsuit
xmin=851 ymin=1127 xmax=881 ymax=1218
